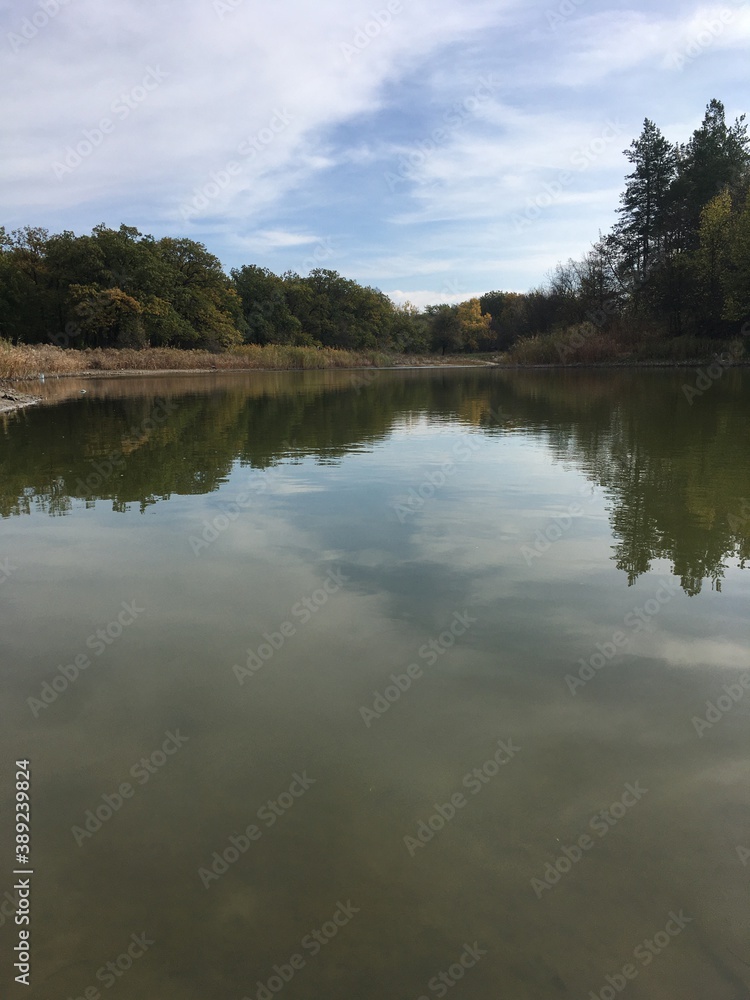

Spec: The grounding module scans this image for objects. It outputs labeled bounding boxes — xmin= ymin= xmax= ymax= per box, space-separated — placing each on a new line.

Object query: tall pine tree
xmin=615 ymin=119 xmax=677 ymax=279
xmin=672 ymin=99 xmax=749 ymax=242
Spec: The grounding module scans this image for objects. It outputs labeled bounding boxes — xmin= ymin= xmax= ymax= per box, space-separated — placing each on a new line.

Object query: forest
xmin=1 ymin=99 xmax=748 ymax=361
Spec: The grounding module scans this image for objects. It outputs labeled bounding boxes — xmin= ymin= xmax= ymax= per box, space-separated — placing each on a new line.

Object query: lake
xmin=1 ymin=367 xmax=749 ymax=999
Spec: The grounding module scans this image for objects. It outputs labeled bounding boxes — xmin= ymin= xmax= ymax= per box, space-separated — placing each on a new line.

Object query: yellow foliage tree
xmin=456 ymin=298 xmax=492 ymax=351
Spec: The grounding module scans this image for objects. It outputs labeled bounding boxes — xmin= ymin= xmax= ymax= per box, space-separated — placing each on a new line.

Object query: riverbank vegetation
xmin=0 ymin=342 xmax=393 ymax=380
xmin=1 ymin=98 xmax=747 ymax=367
xmin=502 ymin=98 xmax=750 ymax=362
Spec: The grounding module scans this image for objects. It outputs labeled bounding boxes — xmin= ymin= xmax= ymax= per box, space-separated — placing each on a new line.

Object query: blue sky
xmin=1 ymin=0 xmax=748 ymax=306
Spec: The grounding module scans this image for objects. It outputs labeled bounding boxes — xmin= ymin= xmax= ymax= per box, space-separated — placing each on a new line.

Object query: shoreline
xmin=2 ymin=357 xmax=747 ymax=413
xmin=0 ymin=384 xmax=41 ymax=414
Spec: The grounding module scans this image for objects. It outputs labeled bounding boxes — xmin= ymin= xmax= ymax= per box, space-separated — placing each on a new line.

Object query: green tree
xmin=615 ymin=119 xmax=678 ymax=278
xmin=231 ymin=265 xmax=304 ymax=345
xmin=426 ymin=304 xmax=463 ymax=354
xmin=150 ymin=237 xmax=244 ymax=349
xmin=689 ymin=190 xmax=733 ymax=334
xmin=68 ymin=284 xmax=147 ymax=347
xmin=0 ymin=227 xmax=58 ymax=342
xmin=672 ymin=99 xmax=749 ymax=241
xmin=723 ymin=189 xmax=750 ymax=327
xmin=391 ymin=301 xmax=429 ymax=352
xmin=281 ymin=268 xmax=399 ymax=351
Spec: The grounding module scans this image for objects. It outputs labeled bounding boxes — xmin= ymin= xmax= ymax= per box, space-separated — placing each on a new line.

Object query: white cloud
xmin=0 ymin=0 xmax=514 ymax=222
xmin=550 ymin=5 xmax=750 ymax=86
xmin=388 ymin=289 xmax=486 ymax=308
xmin=1 ymin=0 xmax=747 ymax=293
xmin=253 ymin=230 xmax=325 ymax=248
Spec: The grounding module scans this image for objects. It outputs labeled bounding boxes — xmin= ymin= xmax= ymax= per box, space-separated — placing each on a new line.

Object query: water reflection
xmin=2 ymin=368 xmax=748 ymax=595
xmin=2 ymin=368 xmax=749 ymax=999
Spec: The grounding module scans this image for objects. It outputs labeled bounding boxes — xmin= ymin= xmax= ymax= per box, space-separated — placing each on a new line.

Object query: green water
xmin=1 ymin=367 xmax=749 ymax=999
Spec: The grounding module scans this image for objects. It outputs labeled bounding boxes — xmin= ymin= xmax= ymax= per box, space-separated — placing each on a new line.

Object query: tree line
xmin=527 ymin=98 xmax=750 ymax=348
xmin=1 ymin=98 xmax=747 ymax=355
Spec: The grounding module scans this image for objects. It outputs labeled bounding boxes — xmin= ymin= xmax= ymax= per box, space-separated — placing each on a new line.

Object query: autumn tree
xmin=689 ymin=190 xmax=733 ymax=334
xmin=456 ymin=298 xmax=492 ymax=350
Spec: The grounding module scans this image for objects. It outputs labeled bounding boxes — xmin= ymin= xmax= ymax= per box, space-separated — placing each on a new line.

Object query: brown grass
xmin=503 ymin=325 xmax=748 ymax=366
xmin=3 ymin=336 xmax=744 ymax=381
xmin=0 ymin=342 xmax=394 ymax=380
xmin=503 ymin=326 xmax=623 ymax=365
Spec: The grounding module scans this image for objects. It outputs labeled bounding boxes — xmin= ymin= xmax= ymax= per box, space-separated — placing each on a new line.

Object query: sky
xmin=1 ymin=0 xmax=749 ymax=307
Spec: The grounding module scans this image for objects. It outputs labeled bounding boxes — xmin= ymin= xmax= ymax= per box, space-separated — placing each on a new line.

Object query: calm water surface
xmin=1 ymin=368 xmax=748 ymax=999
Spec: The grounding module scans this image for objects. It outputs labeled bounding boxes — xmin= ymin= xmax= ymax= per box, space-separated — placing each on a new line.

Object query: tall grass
xmin=503 ymin=325 xmax=748 ymax=366
xmin=0 ymin=342 xmax=393 ymax=380
xmin=504 ymin=326 xmax=622 ymax=365
xmin=3 ymin=335 xmax=745 ymax=380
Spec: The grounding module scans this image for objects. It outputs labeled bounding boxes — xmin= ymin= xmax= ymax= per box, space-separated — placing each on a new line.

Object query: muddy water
xmin=1 ymin=367 xmax=748 ymax=998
